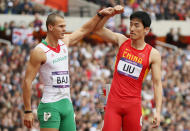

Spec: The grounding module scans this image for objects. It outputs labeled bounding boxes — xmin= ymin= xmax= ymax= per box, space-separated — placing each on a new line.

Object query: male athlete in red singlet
xmin=95 ymin=6 xmax=163 ymax=131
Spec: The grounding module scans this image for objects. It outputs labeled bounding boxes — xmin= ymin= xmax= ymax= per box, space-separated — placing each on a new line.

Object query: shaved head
xmin=46 ymin=13 xmax=64 ymax=31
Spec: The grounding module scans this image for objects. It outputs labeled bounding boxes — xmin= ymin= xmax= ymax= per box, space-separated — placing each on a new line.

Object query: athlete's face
xmin=49 ymin=17 xmax=66 ymax=39
xmin=130 ymin=18 xmax=149 ymax=40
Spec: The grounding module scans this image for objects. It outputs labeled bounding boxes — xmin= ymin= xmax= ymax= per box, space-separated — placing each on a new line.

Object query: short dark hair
xmin=46 ymin=13 xmax=64 ymax=31
xmin=130 ymin=11 xmax=151 ymax=28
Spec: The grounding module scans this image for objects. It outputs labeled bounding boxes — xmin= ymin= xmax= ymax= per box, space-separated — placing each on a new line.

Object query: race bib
xmin=117 ymin=58 xmax=142 ymax=79
xmin=52 ymin=71 xmax=70 ymax=88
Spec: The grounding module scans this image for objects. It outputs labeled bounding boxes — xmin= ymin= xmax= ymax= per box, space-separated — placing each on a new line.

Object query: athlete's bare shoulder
xmin=116 ymin=33 xmax=128 ymax=47
xmin=150 ymin=47 xmax=161 ymax=64
xmin=30 ymin=46 xmax=46 ymax=64
xmin=151 ymin=47 xmax=160 ymax=57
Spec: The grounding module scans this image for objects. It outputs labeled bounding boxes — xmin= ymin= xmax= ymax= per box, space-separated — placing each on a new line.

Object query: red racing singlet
xmin=109 ymin=39 xmax=152 ymax=102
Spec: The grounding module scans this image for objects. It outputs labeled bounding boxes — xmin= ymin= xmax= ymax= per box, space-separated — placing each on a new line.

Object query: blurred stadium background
xmin=0 ymin=0 xmax=190 ymax=131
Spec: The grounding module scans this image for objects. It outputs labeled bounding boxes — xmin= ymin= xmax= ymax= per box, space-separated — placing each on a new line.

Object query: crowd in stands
xmin=1 ymin=0 xmax=190 ymax=20
xmin=87 ymin=0 xmax=190 ymax=20
xmin=0 ymin=0 xmax=51 ymax=15
xmin=0 ymin=15 xmax=190 ymax=131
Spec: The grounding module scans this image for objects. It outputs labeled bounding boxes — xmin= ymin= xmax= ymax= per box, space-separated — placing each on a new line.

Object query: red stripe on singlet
xmin=45 ymin=50 xmax=50 ymax=53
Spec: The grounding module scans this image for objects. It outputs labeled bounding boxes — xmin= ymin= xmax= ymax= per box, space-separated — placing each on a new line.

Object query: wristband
xmin=97 ymin=12 xmax=104 ymax=19
xmin=24 ymin=110 xmax=32 ymax=114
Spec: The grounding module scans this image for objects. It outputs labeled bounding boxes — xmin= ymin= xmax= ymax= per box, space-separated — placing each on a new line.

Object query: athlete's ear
xmin=48 ymin=24 xmax=54 ymax=31
xmin=145 ymin=27 xmax=150 ymax=35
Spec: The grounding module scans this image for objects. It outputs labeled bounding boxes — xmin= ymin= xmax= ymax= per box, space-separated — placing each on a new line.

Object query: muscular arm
xmin=95 ymin=27 xmax=127 ymax=46
xmin=64 ymin=14 xmax=102 ymax=46
xmin=22 ymin=47 xmax=46 ymax=111
xmin=94 ymin=6 xmax=127 ymax=46
xmin=150 ymin=48 xmax=163 ymax=116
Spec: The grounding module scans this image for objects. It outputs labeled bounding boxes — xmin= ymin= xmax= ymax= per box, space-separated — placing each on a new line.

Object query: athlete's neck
xmin=45 ymin=33 xmax=59 ymax=48
xmin=131 ymin=38 xmax=146 ymax=50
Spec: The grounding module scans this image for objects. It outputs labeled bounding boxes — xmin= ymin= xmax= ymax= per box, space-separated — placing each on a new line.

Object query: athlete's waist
xmin=41 ymin=96 xmax=71 ymax=103
xmin=113 ymin=74 xmax=143 ymax=84
xmin=108 ymin=94 xmax=141 ymax=103
xmin=110 ymin=81 xmax=142 ymax=96
xmin=41 ymin=89 xmax=71 ymax=103
xmin=42 ymin=85 xmax=70 ymax=92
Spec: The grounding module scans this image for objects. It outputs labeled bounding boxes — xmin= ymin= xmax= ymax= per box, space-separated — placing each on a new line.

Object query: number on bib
xmin=52 ymin=71 xmax=70 ymax=88
xmin=117 ymin=58 xmax=142 ymax=79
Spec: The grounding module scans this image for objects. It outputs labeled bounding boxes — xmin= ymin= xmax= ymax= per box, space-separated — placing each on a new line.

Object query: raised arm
xmin=64 ymin=7 xmax=114 ymax=46
xmin=22 ymin=47 xmax=46 ymax=128
xmin=150 ymin=48 xmax=163 ymax=128
xmin=94 ymin=5 xmax=128 ymax=46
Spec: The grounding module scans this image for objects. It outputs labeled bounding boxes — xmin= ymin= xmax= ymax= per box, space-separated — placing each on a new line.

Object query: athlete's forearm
xmin=68 ymin=8 xmax=115 ymax=45
xmin=154 ymin=84 xmax=162 ymax=114
xmin=22 ymin=80 xmax=32 ymax=111
xmin=80 ymin=7 xmax=117 ymax=34
xmin=94 ymin=16 xmax=111 ymax=32
xmin=80 ymin=14 xmax=103 ymax=34
xmin=94 ymin=5 xmax=124 ymax=33
xmin=67 ymin=14 xmax=104 ymax=45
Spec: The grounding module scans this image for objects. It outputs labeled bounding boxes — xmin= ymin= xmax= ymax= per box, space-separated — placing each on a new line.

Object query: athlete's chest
xmin=119 ymin=47 xmax=148 ymax=65
xmin=46 ymin=45 xmax=69 ymax=68
xmin=43 ymin=45 xmax=70 ymax=87
xmin=116 ymin=47 xmax=149 ymax=79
